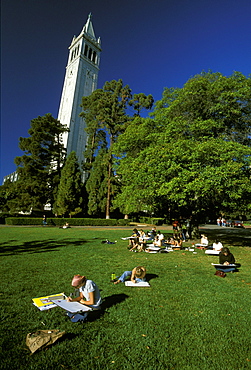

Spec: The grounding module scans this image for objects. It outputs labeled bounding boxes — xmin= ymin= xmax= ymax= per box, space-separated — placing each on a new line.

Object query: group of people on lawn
xmin=128 ymin=227 xmax=183 ymax=253
xmin=64 ymin=228 xmax=236 ymax=322
xmin=65 ymin=242 xmax=236 ymax=321
xmin=65 ymin=266 xmax=146 ymax=321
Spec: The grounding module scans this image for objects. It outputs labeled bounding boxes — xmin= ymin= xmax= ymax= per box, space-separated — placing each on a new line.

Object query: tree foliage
xmin=54 ymin=151 xmax=83 ymax=217
xmin=81 ymin=79 xmax=154 ymax=218
xmin=113 ymin=71 xmax=251 ymax=219
xmin=13 ymin=114 xmax=68 ymax=211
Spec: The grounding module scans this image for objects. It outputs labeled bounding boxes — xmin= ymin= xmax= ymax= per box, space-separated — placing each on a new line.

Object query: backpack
xmin=214 ymin=270 xmax=226 ymax=278
xmin=26 ymin=329 xmax=65 ymax=354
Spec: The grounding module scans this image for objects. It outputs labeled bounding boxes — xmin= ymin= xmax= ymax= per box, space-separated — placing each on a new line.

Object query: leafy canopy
xmin=113 ymin=71 xmax=251 ymax=218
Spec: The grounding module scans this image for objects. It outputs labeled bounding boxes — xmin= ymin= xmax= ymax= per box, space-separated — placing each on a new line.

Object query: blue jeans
xmin=216 ymin=267 xmax=236 ymax=273
xmin=118 ymin=271 xmax=146 ymax=283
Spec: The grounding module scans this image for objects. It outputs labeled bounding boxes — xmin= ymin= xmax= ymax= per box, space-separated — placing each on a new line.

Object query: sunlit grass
xmin=0 ymin=226 xmax=251 ymax=369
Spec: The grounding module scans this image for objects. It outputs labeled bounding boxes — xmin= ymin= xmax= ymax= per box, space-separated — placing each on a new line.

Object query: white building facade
xmin=58 ymin=13 xmax=101 ymax=167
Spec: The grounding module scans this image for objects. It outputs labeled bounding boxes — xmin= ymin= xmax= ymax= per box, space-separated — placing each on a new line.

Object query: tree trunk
xmin=106 ymin=159 xmax=112 ymax=219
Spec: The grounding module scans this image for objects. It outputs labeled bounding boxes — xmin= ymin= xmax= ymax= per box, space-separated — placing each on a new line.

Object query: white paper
xmin=50 ymin=299 xmax=92 ymax=313
xmin=125 ymin=281 xmax=150 ymax=287
xmin=211 ymin=263 xmax=236 ymax=267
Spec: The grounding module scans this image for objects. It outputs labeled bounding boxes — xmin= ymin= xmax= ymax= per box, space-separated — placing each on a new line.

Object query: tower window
xmin=84 ymin=44 xmax=88 ymax=57
xmin=92 ymin=51 xmax=97 ymax=64
xmin=88 ymin=48 xmax=92 ymax=60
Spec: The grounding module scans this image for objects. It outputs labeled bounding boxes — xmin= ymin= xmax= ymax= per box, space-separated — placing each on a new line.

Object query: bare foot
xmin=114 ymin=280 xmax=121 ymax=285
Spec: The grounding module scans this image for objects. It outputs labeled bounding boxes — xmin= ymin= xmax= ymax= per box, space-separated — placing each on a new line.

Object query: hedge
xmin=5 ymin=217 xmax=131 ymax=226
xmin=139 ymin=217 xmax=165 ymax=225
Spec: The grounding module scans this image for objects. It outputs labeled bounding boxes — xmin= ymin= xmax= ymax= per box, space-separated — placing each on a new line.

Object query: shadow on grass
xmin=146 ymin=273 xmax=159 ymax=282
xmin=0 ymin=238 xmax=89 ymax=256
xmin=199 ymin=226 xmax=251 ymax=247
xmin=87 ymin=293 xmax=129 ymax=322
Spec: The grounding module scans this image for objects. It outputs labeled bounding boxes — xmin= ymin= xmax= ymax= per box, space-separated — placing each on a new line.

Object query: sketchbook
xmin=125 ymin=281 xmax=150 ymax=287
xmin=121 ymin=237 xmax=137 ymax=240
xmin=211 ymin=263 xmax=237 ymax=267
xmin=205 ymin=250 xmax=220 ymax=255
xmin=49 ymin=299 xmax=92 ymax=313
xmin=32 ymin=293 xmax=65 ymax=311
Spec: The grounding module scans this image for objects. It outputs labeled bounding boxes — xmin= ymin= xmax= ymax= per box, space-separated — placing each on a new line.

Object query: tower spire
xmin=82 ymin=12 xmax=96 ymax=40
xmin=57 ymin=14 xmax=101 ymax=174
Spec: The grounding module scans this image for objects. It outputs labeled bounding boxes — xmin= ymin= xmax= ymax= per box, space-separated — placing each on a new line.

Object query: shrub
xmin=5 ymin=217 xmax=131 ymax=226
xmin=139 ymin=217 xmax=165 ymax=225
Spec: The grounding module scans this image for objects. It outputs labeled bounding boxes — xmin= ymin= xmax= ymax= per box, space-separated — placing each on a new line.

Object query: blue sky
xmin=1 ymin=0 xmax=251 ymax=181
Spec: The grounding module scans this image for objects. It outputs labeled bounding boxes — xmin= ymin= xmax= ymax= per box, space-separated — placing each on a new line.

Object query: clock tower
xmin=58 ymin=13 xmax=101 ymax=167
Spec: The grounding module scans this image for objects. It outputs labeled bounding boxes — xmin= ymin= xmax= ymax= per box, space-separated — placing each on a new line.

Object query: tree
xmin=55 ymin=151 xmax=83 ymax=217
xmin=81 ymin=79 xmax=132 ymax=218
xmin=14 ymin=114 xmax=68 ymax=211
xmin=0 ymin=180 xmax=18 ymax=213
xmin=85 ymin=148 xmax=109 ymax=217
xmin=113 ymin=71 xmax=251 ymax=219
xmin=81 ymin=80 xmax=154 ymax=218
xmin=128 ymin=93 xmax=154 ymax=116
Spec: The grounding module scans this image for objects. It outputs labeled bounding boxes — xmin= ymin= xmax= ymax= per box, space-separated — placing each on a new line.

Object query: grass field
xmin=0 ymin=226 xmax=251 ymax=370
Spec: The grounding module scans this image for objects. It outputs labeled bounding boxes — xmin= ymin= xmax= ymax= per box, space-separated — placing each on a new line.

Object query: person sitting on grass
xmin=67 ymin=274 xmax=102 ymax=309
xmin=175 ymin=238 xmax=183 ymax=249
xmin=212 ymin=239 xmax=223 ymax=251
xmin=217 ymin=247 xmax=236 ymax=273
xmin=60 ymin=222 xmax=71 ymax=229
xmin=113 ymin=266 xmax=146 ymax=285
xmin=137 ymin=229 xmax=147 ymax=252
xmin=128 ymin=228 xmax=140 ymax=250
xmin=195 ymin=234 xmax=208 ymax=248
xmin=153 ymin=231 xmax=165 ymax=247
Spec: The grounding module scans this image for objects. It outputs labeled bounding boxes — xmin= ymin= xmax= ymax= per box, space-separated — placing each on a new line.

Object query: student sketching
xmin=212 ymin=239 xmax=223 ymax=251
xmin=195 ymin=234 xmax=208 ymax=248
xmin=67 ymin=274 xmax=102 ymax=309
xmin=128 ymin=228 xmax=140 ymax=250
xmin=217 ymin=247 xmax=236 ymax=273
xmin=113 ymin=266 xmax=146 ymax=285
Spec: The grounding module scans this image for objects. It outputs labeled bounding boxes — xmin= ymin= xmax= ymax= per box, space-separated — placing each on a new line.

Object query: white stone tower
xmin=58 ymin=13 xmax=101 ymax=167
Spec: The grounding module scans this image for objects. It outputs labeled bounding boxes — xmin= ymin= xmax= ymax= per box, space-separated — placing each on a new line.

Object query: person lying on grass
xmin=113 ymin=266 xmax=146 ymax=285
xmin=67 ymin=274 xmax=102 ymax=309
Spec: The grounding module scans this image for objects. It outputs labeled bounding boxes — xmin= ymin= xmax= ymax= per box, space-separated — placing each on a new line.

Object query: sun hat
xmin=71 ymin=274 xmax=85 ymax=287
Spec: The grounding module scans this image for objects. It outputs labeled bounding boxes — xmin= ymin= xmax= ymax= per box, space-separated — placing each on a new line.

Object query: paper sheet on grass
xmin=32 ymin=293 xmax=65 ymax=311
xmin=125 ymin=281 xmax=150 ymax=287
xmin=50 ymin=299 xmax=92 ymax=313
xmin=205 ymin=250 xmax=220 ymax=255
xmin=211 ymin=263 xmax=237 ymax=267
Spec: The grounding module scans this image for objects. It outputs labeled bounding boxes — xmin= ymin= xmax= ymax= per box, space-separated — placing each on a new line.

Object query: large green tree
xmin=0 ymin=180 xmax=19 ymax=213
xmin=113 ymin=71 xmax=251 ymax=219
xmin=81 ymin=79 xmax=154 ymax=218
xmin=54 ymin=151 xmax=83 ymax=217
xmin=85 ymin=148 xmax=110 ymax=217
xmin=13 ymin=114 xmax=68 ymax=212
xmin=81 ymin=79 xmax=131 ymax=219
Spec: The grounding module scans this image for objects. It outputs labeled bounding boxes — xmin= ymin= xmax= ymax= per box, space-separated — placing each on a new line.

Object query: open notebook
xmin=50 ymin=299 xmax=93 ymax=313
xmin=125 ymin=281 xmax=150 ymax=287
xmin=211 ymin=263 xmax=237 ymax=267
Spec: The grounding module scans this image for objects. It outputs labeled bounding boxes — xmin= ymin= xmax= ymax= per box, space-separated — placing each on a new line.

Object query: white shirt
xmin=79 ymin=280 xmax=102 ymax=309
xmin=213 ymin=242 xmax=223 ymax=251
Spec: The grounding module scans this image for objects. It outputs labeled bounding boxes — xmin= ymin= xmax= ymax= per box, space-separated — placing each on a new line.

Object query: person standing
xmin=42 ymin=215 xmax=47 ymax=226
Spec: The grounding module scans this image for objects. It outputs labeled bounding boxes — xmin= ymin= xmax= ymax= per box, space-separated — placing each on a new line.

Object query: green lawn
xmin=0 ymin=226 xmax=251 ymax=370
